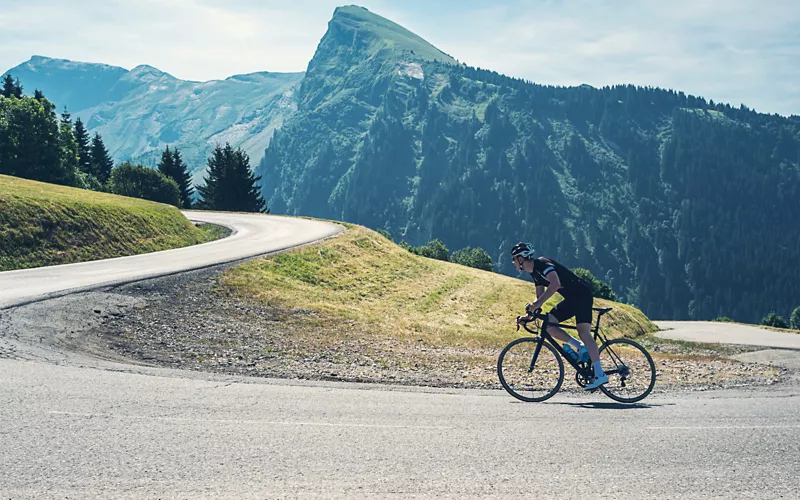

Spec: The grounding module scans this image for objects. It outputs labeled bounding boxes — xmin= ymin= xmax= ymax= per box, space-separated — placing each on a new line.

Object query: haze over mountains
xmin=3 ymin=5 xmax=800 ymax=323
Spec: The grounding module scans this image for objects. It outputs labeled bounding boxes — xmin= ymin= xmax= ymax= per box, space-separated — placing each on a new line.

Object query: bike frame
xmin=520 ymin=311 xmax=627 ymax=381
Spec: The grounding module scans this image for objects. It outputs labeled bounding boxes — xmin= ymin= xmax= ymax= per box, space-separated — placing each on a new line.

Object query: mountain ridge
xmin=3 ymin=56 xmax=305 ymax=178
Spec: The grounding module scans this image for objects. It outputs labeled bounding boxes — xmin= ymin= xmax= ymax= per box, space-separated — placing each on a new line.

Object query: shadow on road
xmin=551 ymin=401 xmax=672 ymax=410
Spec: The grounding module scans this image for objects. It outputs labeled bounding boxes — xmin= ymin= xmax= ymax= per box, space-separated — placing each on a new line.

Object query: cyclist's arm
xmin=533 ymin=271 xmax=561 ymax=308
xmin=535 ymin=285 xmax=545 ymax=300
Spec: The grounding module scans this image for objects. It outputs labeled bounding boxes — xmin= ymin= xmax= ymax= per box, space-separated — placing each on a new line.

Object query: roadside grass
xmin=0 ymin=174 xmax=227 ymax=271
xmin=223 ymin=224 xmax=657 ymax=352
xmin=750 ymin=323 xmax=800 ymax=335
xmin=196 ymin=222 xmax=232 ymax=241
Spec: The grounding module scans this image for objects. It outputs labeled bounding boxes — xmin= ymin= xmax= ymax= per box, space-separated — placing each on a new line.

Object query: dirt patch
xmin=86 ymin=266 xmax=789 ymax=394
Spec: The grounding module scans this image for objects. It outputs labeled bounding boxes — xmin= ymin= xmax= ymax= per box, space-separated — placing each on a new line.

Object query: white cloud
xmin=1 ymin=0 xmax=798 ymax=115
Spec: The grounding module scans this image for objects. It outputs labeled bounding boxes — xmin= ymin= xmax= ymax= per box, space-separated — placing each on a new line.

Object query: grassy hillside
xmin=224 ymin=224 xmax=657 ymax=352
xmin=0 ymin=174 xmax=225 ymax=271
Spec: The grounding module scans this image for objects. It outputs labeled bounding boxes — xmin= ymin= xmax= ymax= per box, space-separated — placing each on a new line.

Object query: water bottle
xmin=562 ymin=344 xmax=578 ymax=363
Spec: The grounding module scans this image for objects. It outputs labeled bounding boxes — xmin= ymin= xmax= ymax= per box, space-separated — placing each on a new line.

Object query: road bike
xmin=497 ymin=307 xmax=656 ymax=403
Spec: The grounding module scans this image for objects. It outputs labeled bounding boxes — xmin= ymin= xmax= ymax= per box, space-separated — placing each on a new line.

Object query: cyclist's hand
xmin=525 ymin=303 xmax=542 ymax=316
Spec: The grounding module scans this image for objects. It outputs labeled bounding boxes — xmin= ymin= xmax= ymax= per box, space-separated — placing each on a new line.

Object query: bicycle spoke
xmin=598 ymin=339 xmax=656 ymax=403
xmin=498 ymin=338 xmax=564 ymax=402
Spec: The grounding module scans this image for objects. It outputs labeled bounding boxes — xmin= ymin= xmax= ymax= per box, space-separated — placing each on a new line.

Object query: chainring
xmin=574 ymin=361 xmax=593 ymax=387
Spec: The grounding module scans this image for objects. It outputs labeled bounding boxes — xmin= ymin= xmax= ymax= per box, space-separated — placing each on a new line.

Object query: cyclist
xmin=510 ymin=242 xmax=608 ymax=390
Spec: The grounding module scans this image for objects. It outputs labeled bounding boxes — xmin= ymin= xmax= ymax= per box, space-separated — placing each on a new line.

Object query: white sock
xmin=568 ymin=338 xmax=582 ymax=349
xmin=593 ymin=361 xmax=604 ymax=377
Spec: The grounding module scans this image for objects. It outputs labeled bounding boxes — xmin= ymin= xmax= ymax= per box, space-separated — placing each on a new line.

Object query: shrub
xmin=712 ymin=316 xmax=733 ymax=323
xmin=761 ymin=312 xmax=788 ymax=329
xmin=572 ymin=267 xmax=617 ymax=301
xmin=790 ymin=306 xmax=800 ymax=330
xmin=108 ymin=162 xmax=180 ymax=206
xmin=408 ymin=239 xmax=449 ymax=261
xmin=450 ymin=246 xmax=494 ymax=272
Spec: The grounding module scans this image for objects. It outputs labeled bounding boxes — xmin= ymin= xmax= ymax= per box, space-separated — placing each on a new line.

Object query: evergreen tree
xmin=157 ymin=145 xmax=175 ymax=178
xmin=196 ymin=143 xmax=266 ymax=212
xmin=2 ymin=74 xmax=22 ymax=98
xmin=2 ymin=75 xmax=14 ymax=97
xmin=89 ymin=133 xmax=114 ymax=184
xmin=58 ymin=108 xmax=79 ymax=186
xmin=73 ymin=117 xmax=92 ymax=175
xmin=172 ymin=148 xmax=194 ymax=208
xmin=158 ymin=146 xmax=193 ymax=208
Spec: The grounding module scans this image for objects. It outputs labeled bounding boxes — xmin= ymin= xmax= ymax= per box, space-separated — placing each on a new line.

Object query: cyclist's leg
xmin=576 ymin=322 xmax=599 ymax=361
xmin=574 ymin=294 xmax=599 ymax=360
xmin=545 ymin=301 xmax=579 ymax=345
xmin=574 ymin=293 xmax=607 ymax=385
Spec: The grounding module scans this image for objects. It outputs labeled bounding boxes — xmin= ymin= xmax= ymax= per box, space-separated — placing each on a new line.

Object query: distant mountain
xmin=257 ymin=6 xmax=800 ymax=323
xmin=3 ymin=56 xmax=304 ymax=180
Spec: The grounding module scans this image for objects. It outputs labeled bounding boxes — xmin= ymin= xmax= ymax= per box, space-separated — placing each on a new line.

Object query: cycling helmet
xmin=510 ymin=242 xmax=535 ymax=259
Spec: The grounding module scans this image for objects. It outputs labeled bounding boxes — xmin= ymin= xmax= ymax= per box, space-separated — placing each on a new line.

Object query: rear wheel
xmin=498 ymin=338 xmax=564 ymax=402
xmin=597 ymin=338 xmax=656 ymax=403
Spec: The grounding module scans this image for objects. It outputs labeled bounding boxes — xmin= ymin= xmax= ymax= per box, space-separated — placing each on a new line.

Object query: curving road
xmin=1 ymin=212 xmax=799 ymax=499
xmin=0 ymin=211 xmax=342 ymax=310
xmin=656 ymin=321 xmax=800 ymax=350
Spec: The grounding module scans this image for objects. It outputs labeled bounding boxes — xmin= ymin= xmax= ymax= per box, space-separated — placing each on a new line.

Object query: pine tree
xmin=58 ymin=108 xmax=79 ymax=186
xmin=2 ymin=75 xmax=14 ymax=97
xmin=157 ymin=146 xmax=194 ymax=208
xmin=196 ymin=143 xmax=266 ymax=212
xmin=73 ymin=118 xmax=91 ymax=175
xmin=171 ymin=148 xmax=194 ymax=208
xmin=89 ymin=133 xmax=114 ymax=184
xmin=2 ymin=75 xmax=22 ymax=98
xmin=157 ymin=145 xmax=175 ymax=178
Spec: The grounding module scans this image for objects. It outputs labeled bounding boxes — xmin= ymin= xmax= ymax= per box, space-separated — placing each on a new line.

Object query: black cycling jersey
xmin=530 ymin=257 xmax=591 ymax=299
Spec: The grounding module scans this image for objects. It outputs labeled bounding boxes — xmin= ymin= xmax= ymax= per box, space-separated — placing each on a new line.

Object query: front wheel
xmin=598 ymin=338 xmax=656 ymax=403
xmin=498 ymin=338 xmax=564 ymax=402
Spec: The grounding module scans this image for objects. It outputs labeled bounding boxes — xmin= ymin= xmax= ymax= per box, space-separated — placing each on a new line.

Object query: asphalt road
xmin=657 ymin=321 xmax=800 ymax=350
xmin=0 ymin=211 xmax=342 ymax=310
xmin=1 ymin=212 xmax=799 ymax=498
xmin=1 ymin=359 xmax=798 ymax=499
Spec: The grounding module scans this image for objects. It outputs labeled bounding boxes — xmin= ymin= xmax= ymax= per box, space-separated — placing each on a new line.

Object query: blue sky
xmin=2 ymin=0 xmax=799 ymax=116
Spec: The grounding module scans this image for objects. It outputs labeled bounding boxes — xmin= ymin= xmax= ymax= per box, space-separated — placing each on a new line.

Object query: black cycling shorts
xmin=549 ymin=292 xmax=594 ymax=325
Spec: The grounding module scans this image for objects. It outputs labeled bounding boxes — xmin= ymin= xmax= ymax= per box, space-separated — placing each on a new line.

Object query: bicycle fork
xmin=528 ymin=335 xmax=544 ymax=373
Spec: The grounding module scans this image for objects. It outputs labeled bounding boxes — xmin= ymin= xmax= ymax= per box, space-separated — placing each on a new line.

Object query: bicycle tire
xmin=497 ymin=337 xmax=564 ymax=402
xmin=598 ymin=338 xmax=656 ymax=403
